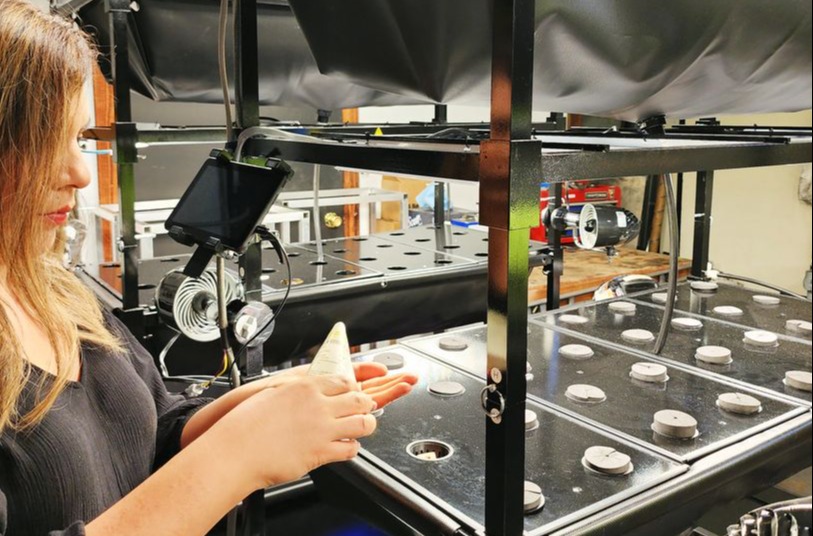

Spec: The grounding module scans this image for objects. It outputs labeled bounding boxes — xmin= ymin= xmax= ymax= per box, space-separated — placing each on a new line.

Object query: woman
xmin=0 ymin=2 xmax=417 ymax=535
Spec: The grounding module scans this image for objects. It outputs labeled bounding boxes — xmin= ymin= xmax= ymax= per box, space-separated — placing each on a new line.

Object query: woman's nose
xmin=63 ymin=143 xmax=92 ymax=190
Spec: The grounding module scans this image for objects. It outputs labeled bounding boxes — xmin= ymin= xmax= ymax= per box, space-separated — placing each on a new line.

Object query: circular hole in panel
xmin=388 ymin=266 xmax=408 ymax=271
xmin=262 ymin=268 xmax=277 ymax=274
xmin=160 ymin=257 xmax=181 ymax=263
xmin=352 ymin=237 xmax=368 ymax=242
xmin=138 ymin=284 xmax=156 ymax=290
xmin=377 ymin=244 xmax=394 ymax=249
xmin=333 ymin=248 xmax=348 ymax=254
xmin=390 ymin=232 xmax=405 ymax=236
xmin=443 ymin=245 xmax=461 ymax=250
xmin=287 ymin=252 xmax=301 ymax=258
xmin=453 ymin=231 xmax=468 ymax=236
xmin=309 ymin=261 xmax=328 ymax=266
xmin=335 ymin=270 xmax=357 ymax=276
xmin=435 ymin=260 xmax=453 ymax=265
xmin=406 ymin=440 xmax=453 ymax=462
xmin=415 ymin=238 xmax=431 ymax=243
xmin=359 ymin=257 xmax=378 ymax=262
xmin=404 ymin=251 xmax=422 ymax=256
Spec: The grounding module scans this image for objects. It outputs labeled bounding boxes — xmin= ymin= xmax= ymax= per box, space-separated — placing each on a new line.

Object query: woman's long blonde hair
xmin=1 ymin=0 xmax=121 ymax=433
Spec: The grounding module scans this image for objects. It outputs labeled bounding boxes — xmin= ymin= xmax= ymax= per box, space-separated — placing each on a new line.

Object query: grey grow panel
xmin=535 ymin=300 xmax=812 ymax=406
xmin=404 ymin=325 xmax=807 ymax=463
xmin=353 ymin=347 xmax=686 ymax=535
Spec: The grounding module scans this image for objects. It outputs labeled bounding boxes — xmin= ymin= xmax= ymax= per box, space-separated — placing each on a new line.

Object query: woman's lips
xmin=45 ymin=212 xmax=69 ymax=225
xmin=44 ymin=206 xmax=72 ymax=226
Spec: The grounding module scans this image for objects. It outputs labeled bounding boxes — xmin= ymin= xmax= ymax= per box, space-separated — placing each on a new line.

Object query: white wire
xmin=313 ymin=165 xmax=325 ymax=262
xmin=234 ymin=126 xmax=336 ymax=161
xmin=218 ymin=0 xmax=233 ymax=141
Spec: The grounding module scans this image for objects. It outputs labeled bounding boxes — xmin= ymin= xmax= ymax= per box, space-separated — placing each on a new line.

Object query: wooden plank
xmin=341 ymin=108 xmax=360 ymax=237
xmin=529 ymin=247 xmax=692 ymax=304
xmin=649 ymin=176 xmax=666 ymax=252
xmin=92 ymin=66 xmax=117 ymax=262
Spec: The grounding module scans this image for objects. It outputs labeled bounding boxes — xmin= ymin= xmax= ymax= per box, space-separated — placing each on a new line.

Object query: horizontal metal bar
xmin=308 ymin=121 xmax=559 ymax=136
xmin=83 ymin=127 xmax=228 ymax=145
xmin=247 ymin=137 xmax=483 ymax=182
xmin=541 ymin=141 xmax=812 ymax=181
xmin=84 ymin=125 xmax=811 ymax=185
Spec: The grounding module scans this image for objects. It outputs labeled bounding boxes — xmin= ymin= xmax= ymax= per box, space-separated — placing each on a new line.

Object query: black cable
xmin=653 ymin=173 xmax=680 ymax=355
xmin=717 ymin=272 xmax=808 ymax=301
xmin=238 ymin=227 xmax=293 ymax=351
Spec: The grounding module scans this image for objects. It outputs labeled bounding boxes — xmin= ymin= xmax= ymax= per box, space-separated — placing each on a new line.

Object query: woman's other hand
xmin=254 ymin=362 xmax=418 ymax=408
xmin=214 ymin=375 xmax=377 ymax=489
xmin=353 ymin=362 xmax=418 ymax=409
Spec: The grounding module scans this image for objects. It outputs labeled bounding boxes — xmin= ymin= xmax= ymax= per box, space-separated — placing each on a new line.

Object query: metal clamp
xmin=480 ymin=384 xmax=506 ymax=424
xmin=116 ymin=238 xmax=138 ymax=252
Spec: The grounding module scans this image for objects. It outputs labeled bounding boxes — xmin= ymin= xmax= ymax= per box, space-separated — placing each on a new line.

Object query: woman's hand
xmin=254 ymin=362 xmax=418 ymax=408
xmin=181 ymin=361 xmax=417 ymax=449
xmin=353 ymin=362 xmax=418 ymax=408
xmin=212 ymin=374 xmax=378 ymax=489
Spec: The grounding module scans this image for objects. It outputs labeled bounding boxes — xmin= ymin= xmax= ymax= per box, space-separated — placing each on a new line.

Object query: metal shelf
xmin=86 ymin=1 xmax=812 ymax=535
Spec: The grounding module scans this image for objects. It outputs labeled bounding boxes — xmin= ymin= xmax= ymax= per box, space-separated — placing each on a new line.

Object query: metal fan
xmin=155 ymin=268 xmax=244 ymax=342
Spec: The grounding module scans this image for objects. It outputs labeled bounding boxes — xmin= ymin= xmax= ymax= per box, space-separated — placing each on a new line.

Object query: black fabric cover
xmin=289 ymin=0 xmax=812 ymax=121
xmin=59 ymin=0 xmax=811 ymax=120
xmin=61 ymin=0 xmax=421 ymax=110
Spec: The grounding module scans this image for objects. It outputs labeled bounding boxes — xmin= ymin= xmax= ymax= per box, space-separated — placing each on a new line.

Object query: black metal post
xmin=676 ymin=120 xmax=686 ymax=232
xmin=234 ymin=0 xmax=262 ymax=306
xmin=692 ymin=170 xmax=715 ymax=278
xmin=434 ymin=182 xmax=446 ymax=228
xmin=105 ymin=0 xmax=139 ymax=312
xmin=676 ymin=173 xmax=685 ymax=233
xmin=234 ymin=0 xmax=260 ymax=130
xmin=637 ymin=175 xmax=659 ymax=251
xmin=233 ymin=0 xmax=265 ymax=533
xmin=546 ymin=112 xmax=566 ymax=129
xmin=479 ymin=1 xmax=538 ymax=535
xmin=546 ymin=182 xmax=563 ymax=309
xmin=433 ymin=104 xmax=448 ymax=125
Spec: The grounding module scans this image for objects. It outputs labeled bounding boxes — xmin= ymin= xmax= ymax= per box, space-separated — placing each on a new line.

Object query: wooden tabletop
xmin=529 ymin=247 xmax=692 ymax=305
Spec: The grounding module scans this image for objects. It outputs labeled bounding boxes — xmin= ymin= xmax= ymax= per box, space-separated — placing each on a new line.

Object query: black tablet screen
xmin=166 ymin=157 xmax=291 ymax=251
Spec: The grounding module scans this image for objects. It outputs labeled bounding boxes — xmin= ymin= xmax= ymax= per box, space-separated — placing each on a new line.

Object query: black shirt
xmin=1 ymin=311 xmax=211 ymax=535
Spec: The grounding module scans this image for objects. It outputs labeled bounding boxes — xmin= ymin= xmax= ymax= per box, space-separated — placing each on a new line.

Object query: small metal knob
xmin=324 ymin=212 xmax=343 ymax=229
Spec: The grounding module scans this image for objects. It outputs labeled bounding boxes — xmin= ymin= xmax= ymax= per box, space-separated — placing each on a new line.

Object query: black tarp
xmin=289 ymin=0 xmax=813 ymax=121
xmin=59 ymin=0 xmax=812 ymax=120
xmin=60 ymin=0 xmax=421 ymax=110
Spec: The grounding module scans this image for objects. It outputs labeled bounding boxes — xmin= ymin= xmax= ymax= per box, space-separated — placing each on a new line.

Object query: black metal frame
xmin=692 ymin=170 xmax=715 ymax=279
xmin=87 ymin=2 xmax=812 ymax=535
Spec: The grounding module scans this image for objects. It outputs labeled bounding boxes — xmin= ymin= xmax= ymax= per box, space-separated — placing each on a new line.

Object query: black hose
xmin=717 ymin=272 xmax=808 ymax=301
xmin=654 ymin=174 xmax=679 ymax=355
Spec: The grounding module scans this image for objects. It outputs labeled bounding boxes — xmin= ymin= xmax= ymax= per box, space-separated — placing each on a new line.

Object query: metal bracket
xmin=480 ymin=384 xmax=506 ymax=424
xmin=116 ymin=238 xmax=138 ymax=252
